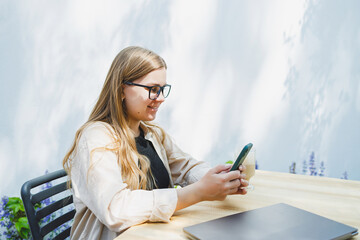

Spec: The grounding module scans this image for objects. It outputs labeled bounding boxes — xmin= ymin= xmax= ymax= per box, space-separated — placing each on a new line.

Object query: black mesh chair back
xmin=21 ymin=169 xmax=75 ymax=240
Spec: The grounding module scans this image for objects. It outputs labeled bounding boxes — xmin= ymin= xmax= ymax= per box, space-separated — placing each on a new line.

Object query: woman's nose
xmin=155 ymin=92 xmax=165 ymax=102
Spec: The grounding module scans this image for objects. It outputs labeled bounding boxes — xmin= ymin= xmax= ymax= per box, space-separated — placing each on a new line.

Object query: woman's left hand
xmin=222 ymin=164 xmax=248 ymax=195
xmin=235 ymin=165 xmax=249 ymax=195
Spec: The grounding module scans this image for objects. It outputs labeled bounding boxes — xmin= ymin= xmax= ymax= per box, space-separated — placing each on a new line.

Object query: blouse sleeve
xmin=162 ymin=131 xmax=211 ymax=186
xmin=71 ymin=122 xmax=177 ymax=233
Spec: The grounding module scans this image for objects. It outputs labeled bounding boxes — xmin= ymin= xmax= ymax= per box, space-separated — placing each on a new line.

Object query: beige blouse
xmin=70 ymin=121 xmax=210 ymax=239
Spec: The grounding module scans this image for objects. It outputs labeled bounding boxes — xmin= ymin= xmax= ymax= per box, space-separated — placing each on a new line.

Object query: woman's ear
xmin=121 ymin=85 xmax=126 ymax=101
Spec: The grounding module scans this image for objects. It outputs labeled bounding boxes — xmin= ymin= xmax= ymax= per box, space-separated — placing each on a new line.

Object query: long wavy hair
xmin=63 ymin=46 xmax=167 ymax=190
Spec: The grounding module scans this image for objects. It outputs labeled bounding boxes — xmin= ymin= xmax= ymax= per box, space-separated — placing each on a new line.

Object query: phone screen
xmin=230 ymin=143 xmax=253 ymax=171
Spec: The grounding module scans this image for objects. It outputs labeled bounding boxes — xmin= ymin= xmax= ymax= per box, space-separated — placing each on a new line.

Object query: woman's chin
xmin=144 ymin=113 xmax=157 ymax=121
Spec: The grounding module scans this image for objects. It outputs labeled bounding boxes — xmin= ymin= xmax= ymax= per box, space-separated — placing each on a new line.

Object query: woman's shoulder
xmin=83 ymin=121 xmax=113 ymax=131
xmin=83 ymin=121 xmax=115 ymax=134
xmin=81 ymin=121 xmax=117 ymax=144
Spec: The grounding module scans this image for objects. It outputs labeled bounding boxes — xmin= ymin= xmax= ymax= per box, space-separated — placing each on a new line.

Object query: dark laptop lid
xmin=183 ymin=203 xmax=358 ymax=240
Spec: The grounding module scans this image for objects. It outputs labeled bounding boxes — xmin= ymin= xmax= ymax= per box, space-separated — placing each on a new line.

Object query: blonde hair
xmin=63 ymin=46 xmax=167 ymax=190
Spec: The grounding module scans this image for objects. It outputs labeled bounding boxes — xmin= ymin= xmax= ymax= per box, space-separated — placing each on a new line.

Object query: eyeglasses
xmin=124 ymin=82 xmax=171 ymax=100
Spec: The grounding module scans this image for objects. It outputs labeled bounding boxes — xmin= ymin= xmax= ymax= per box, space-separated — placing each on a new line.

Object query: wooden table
xmin=117 ymin=170 xmax=360 ymax=239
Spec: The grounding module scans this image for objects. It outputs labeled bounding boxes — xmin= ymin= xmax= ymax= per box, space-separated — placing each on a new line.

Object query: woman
xmin=63 ymin=46 xmax=248 ymax=239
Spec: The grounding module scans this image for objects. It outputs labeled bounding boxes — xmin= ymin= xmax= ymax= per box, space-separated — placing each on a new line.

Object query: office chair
xmin=21 ymin=169 xmax=76 ymax=240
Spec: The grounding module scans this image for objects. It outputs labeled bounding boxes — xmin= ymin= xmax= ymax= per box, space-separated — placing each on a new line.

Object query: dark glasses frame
xmin=124 ymin=82 xmax=171 ymax=100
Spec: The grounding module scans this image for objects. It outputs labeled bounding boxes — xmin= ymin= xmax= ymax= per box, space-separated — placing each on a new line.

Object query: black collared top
xmin=135 ymin=128 xmax=170 ymax=189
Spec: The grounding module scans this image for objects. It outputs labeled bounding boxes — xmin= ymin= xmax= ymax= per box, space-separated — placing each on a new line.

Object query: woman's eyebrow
xmin=144 ymin=82 xmax=168 ymax=86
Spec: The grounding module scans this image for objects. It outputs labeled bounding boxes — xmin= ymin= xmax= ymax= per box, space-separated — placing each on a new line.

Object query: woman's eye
xmin=151 ymin=86 xmax=160 ymax=93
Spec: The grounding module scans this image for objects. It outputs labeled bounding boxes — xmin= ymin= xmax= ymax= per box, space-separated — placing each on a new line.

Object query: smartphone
xmin=230 ymin=143 xmax=253 ymax=171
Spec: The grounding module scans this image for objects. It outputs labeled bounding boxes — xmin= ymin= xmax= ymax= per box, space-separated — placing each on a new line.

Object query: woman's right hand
xmin=195 ymin=165 xmax=242 ymax=201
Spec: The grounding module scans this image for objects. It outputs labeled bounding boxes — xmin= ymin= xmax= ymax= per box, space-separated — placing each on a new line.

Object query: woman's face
xmin=123 ymin=68 xmax=167 ymax=127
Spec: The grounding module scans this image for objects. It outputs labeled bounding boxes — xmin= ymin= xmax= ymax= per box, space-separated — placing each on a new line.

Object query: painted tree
xmin=289 ymin=162 xmax=296 ymax=174
xmin=302 ymin=159 xmax=308 ymax=175
xmin=318 ymin=161 xmax=325 ymax=177
xmin=308 ymin=152 xmax=317 ymax=176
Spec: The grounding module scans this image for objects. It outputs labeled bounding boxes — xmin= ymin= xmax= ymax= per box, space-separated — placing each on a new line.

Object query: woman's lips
xmin=147 ymin=106 xmax=159 ymax=111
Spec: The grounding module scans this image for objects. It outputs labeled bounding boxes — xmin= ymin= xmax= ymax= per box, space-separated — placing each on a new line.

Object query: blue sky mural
xmin=1 ymin=0 xmax=359 ymax=197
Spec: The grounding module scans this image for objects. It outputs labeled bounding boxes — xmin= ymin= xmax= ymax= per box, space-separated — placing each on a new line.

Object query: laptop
xmin=183 ymin=203 xmax=358 ymax=240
